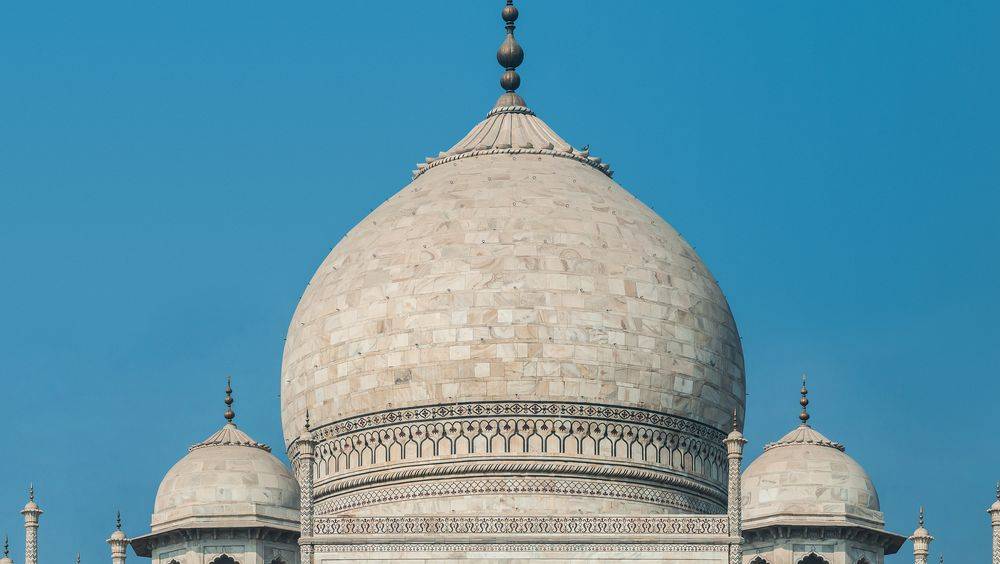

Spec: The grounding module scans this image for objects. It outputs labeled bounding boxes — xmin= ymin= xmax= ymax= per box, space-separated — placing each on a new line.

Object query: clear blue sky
xmin=1 ymin=1 xmax=997 ymax=562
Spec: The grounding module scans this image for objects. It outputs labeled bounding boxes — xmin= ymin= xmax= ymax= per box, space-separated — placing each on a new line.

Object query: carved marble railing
xmin=305 ymin=401 xmax=728 ymax=513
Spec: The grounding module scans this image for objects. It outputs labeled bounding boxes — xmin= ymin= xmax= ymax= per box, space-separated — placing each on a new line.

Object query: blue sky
xmin=1 ymin=1 xmax=997 ymax=561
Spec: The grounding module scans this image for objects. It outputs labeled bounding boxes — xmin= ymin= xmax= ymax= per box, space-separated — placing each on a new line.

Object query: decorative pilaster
xmin=909 ymin=507 xmax=933 ymax=564
xmin=107 ymin=512 xmax=129 ymax=564
xmin=724 ymin=410 xmax=747 ymax=564
xmin=988 ymin=483 xmax=1000 ymax=564
xmin=20 ymin=486 xmax=42 ymax=564
xmin=297 ymin=410 xmax=317 ymax=564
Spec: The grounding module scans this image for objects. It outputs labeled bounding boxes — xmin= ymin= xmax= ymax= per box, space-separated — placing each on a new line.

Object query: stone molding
xmin=304 ymin=400 xmax=728 ymax=511
xmin=314 ymin=542 xmax=729 ymax=553
xmin=314 ymin=476 xmax=722 ymax=515
xmin=312 ymin=515 xmax=729 ymax=536
xmin=129 ymin=527 xmax=299 ymax=558
xmin=307 ymin=401 xmax=726 ymax=443
xmin=743 ymin=524 xmax=905 ymax=554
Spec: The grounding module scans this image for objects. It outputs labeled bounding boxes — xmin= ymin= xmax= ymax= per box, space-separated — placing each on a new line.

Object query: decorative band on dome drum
xmin=311 ymin=515 xmax=729 ymax=537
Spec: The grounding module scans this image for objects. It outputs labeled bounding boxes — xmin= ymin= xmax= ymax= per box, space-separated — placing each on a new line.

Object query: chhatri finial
xmin=996 ymin=481 xmax=999 ymax=501
xmin=28 ymin=483 xmax=34 ymax=502
xmin=304 ymin=409 xmax=311 ymax=431
xmin=224 ymin=376 xmax=235 ymax=424
xmin=3 ymin=534 xmax=8 ymax=558
xmin=495 ymin=0 xmax=526 ymax=107
xmin=115 ymin=510 xmax=122 ymax=531
xmin=76 ymin=553 xmax=81 ymax=564
xmin=918 ymin=505 xmax=925 ymax=527
xmin=731 ymin=409 xmax=740 ymax=433
xmin=799 ymin=373 xmax=810 ymax=425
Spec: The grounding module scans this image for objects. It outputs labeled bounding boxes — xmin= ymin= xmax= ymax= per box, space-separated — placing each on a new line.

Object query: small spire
xmin=28 ymin=483 xmax=34 ymax=501
xmin=115 ymin=510 xmax=122 ymax=531
xmin=224 ymin=376 xmax=235 ymax=424
xmin=996 ymin=481 xmax=999 ymax=501
xmin=918 ymin=505 xmax=925 ymax=527
xmin=76 ymin=553 xmax=80 ymax=564
xmin=304 ymin=409 xmax=311 ymax=431
xmin=3 ymin=534 xmax=8 ymax=558
xmin=495 ymin=0 xmax=526 ymax=107
xmin=799 ymin=373 xmax=810 ymax=425
xmin=731 ymin=409 xmax=740 ymax=433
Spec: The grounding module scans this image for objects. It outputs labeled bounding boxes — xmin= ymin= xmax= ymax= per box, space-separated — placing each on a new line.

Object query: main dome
xmin=279 ymin=2 xmax=744 ymax=517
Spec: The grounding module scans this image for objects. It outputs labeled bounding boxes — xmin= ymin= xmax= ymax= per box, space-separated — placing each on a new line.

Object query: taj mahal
xmin=1 ymin=2 xmax=997 ymax=564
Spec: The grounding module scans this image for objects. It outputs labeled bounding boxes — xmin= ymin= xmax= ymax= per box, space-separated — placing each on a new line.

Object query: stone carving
xmin=314 ymin=476 xmax=720 ymax=515
xmin=309 ymin=401 xmax=728 ymax=510
xmin=314 ymin=543 xmax=729 ymax=553
xmin=208 ymin=556 xmax=238 ymax=564
xmin=798 ymin=554 xmax=830 ymax=564
xmin=313 ymin=515 xmax=728 ymax=536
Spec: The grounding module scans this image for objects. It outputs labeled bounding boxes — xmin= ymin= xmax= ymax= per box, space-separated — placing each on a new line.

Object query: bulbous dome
xmin=151 ymin=423 xmax=300 ymax=533
xmin=279 ymin=99 xmax=744 ymax=516
xmin=281 ymin=108 xmax=744 ymax=448
xmin=741 ymin=424 xmax=884 ymax=529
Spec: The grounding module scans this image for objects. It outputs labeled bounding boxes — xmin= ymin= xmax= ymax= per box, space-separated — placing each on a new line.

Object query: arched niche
xmin=210 ymin=555 xmax=239 ymax=564
xmin=798 ymin=554 xmax=830 ymax=564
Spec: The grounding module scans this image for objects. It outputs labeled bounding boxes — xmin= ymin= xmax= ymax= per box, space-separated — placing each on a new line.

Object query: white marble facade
xmin=1 ymin=2 xmax=994 ymax=564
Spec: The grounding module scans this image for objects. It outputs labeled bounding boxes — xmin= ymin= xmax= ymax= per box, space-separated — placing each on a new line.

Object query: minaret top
xmin=910 ymin=506 xmax=933 ymax=540
xmin=495 ymin=0 xmax=525 ymax=108
xmin=989 ymin=481 xmax=1000 ymax=513
xmin=224 ymin=376 xmax=236 ymax=424
xmin=21 ymin=485 xmax=41 ymax=515
xmin=799 ymin=373 xmax=810 ymax=425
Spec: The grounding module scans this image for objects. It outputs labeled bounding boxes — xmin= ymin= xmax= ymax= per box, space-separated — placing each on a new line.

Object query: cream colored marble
xmin=281 ymin=134 xmax=744 ymax=449
xmin=151 ymin=424 xmax=300 ymax=533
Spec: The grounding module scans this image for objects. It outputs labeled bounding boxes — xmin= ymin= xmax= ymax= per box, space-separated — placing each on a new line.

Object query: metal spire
xmin=731 ymin=409 xmax=740 ymax=433
xmin=28 ymin=484 xmax=34 ymax=502
xmin=919 ymin=505 xmax=925 ymax=527
xmin=115 ymin=510 xmax=122 ymax=531
xmin=224 ymin=376 xmax=235 ymax=424
xmin=996 ymin=481 xmax=999 ymax=501
xmin=799 ymin=373 xmax=810 ymax=425
xmin=495 ymin=0 xmax=525 ymax=107
xmin=3 ymin=535 xmax=8 ymax=558
xmin=304 ymin=409 xmax=311 ymax=431
xmin=76 ymin=553 xmax=81 ymax=564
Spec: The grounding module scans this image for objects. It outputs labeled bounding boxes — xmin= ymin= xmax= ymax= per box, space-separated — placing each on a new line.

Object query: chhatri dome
xmin=145 ymin=380 xmax=299 ymax=535
xmin=741 ymin=378 xmax=906 ymax=559
xmin=280 ymin=0 xmax=745 ymax=517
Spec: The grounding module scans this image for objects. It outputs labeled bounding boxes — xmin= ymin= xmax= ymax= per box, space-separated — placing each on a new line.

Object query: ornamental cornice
xmin=314 ymin=475 xmax=724 ymax=516
xmin=306 ymin=401 xmax=725 ymax=443
xmin=312 ymin=515 xmax=729 ymax=537
xmin=313 ymin=457 xmax=725 ymax=506
xmin=313 ymin=542 xmax=729 ymax=553
xmin=743 ymin=524 xmax=906 ymax=554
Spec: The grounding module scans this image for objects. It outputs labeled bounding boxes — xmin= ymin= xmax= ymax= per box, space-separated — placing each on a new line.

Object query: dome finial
xmin=799 ymin=373 xmax=810 ymax=425
xmin=3 ymin=534 xmax=9 ymax=558
xmin=224 ymin=376 xmax=235 ymax=424
xmin=918 ymin=505 xmax=925 ymax=527
xmin=28 ymin=483 xmax=34 ymax=502
xmin=996 ymin=481 xmax=999 ymax=501
xmin=76 ymin=552 xmax=80 ymax=564
xmin=495 ymin=0 xmax=526 ymax=107
xmin=731 ymin=409 xmax=740 ymax=433
xmin=115 ymin=510 xmax=122 ymax=531
xmin=304 ymin=409 xmax=311 ymax=431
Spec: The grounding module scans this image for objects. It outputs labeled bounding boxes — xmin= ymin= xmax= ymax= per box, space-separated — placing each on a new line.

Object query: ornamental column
xmin=909 ymin=507 xmax=934 ymax=564
xmin=988 ymin=483 xmax=1000 ymax=564
xmin=20 ymin=486 xmax=42 ymax=564
xmin=107 ymin=512 xmax=129 ymax=564
xmin=724 ymin=410 xmax=747 ymax=564
xmin=297 ymin=410 xmax=317 ymax=564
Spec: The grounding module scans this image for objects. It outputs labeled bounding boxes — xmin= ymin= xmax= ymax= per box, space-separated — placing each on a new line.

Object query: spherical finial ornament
xmin=731 ymin=409 xmax=740 ymax=433
xmin=799 ymin=373 xmax=810 ymax=424
xmin=116 ymin=510 xmax=122 ymax=531
xmin=3 ymin=535 xmax=9 ymax=558
xmin=918 ymin=505 xmax=925 ymax=527
xmin=496 ymin=0 xmax=524 ymax=98
xmin=502 ymin=0 xmax=518 ymax=23
xmin=28 ymin=483 xmax=34 ymax=502
xmin=224 ymin=376 xmax=236 ymax=423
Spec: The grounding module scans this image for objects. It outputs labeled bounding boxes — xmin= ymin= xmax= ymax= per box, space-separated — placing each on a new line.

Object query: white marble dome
xmin=280 ymin=105 xmax=745 ymax=448
xmin=151 ymin=423 xmax=300 ymax=533
xmin=741 ymin=423 xmax=885 ymax=529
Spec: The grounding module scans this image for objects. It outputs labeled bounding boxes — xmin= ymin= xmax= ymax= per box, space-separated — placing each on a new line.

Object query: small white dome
xmin=151 ymin=423 xmax=299 ymax=533
xmin=742 ymin=424 xmax=884 ymax=529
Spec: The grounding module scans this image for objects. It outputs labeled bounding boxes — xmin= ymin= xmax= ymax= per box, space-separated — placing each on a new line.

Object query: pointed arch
xmin=750 ymin=557 xmax=770 ymax=564
xmin=210 ymin=555 xmax=239 ymax=564
xmin=798 ymin=554 xmax=830 ymax=564
xmin=270 ymin=558 xmax=287 ymax=564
